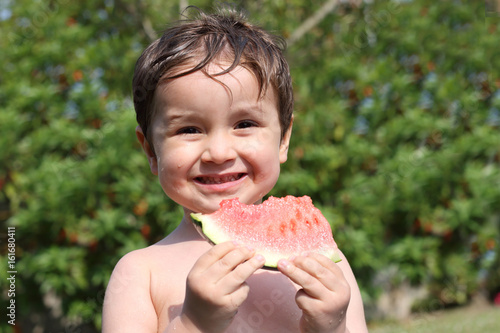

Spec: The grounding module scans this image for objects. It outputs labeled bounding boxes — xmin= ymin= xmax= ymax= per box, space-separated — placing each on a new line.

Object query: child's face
xmin=140 ymin=64 xmax=292 ymax=214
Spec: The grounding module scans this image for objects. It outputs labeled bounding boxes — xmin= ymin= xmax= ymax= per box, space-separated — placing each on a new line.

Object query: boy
xmin=103 ymin=6 xmax=368 ymax=333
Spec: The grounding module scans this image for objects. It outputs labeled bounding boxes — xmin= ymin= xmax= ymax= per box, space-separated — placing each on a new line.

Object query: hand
xmin=180 ymin=241 xmax=265 ymax=333
xmin=278 ymin=252 xmax=351 ymax=333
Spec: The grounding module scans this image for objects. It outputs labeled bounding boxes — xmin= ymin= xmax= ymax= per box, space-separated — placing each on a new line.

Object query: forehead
xmin=154 ymin=64 xmax=277 ymax=111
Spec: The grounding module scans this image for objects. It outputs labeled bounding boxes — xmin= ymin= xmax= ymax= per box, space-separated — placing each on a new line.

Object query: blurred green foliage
xmin=1 ymin=0 xmax=499 ymax=331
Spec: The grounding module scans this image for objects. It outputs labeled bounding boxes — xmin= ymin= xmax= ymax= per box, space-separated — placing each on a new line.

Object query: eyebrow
xmin=232 ymin=103 xmax=265 ymax=115
xmin=163 ymin=109 xmax=199 ymax=126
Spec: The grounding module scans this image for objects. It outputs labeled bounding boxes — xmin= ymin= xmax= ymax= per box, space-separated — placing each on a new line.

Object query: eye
xmin=235 ymin=120 xmax=257 ymax=129
xmin=176 ymin=127 xmax=201 ymax=135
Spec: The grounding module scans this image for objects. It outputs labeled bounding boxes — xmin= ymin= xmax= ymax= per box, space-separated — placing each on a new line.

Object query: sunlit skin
xmin=145 ymin=65 xmax=291 ymax=216
xmin=102 ymin=64 xmax=368 ymax=333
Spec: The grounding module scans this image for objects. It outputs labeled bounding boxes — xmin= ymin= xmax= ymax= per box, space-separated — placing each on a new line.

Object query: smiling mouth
xmin=195 ymin=173 xmax=245 ymax=185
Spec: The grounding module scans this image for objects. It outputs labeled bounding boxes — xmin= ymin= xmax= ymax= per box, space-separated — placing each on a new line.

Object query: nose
xmin=200 ymin=131 xmax=237 ymax=164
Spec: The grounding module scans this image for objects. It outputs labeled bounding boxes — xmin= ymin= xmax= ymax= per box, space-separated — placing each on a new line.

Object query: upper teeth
xmin=200 ymin=175 xmax=239 ymax=184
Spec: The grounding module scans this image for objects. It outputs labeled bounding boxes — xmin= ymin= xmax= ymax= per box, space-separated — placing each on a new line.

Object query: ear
xmin=279 ymin=115 xmax=294 ymax=164
xmin=135 ymin=125 xmax=158 ymax=175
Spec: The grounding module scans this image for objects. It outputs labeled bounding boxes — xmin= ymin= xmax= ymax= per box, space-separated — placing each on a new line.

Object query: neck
xmin=178 ymin=212 xmax=205 ymax=241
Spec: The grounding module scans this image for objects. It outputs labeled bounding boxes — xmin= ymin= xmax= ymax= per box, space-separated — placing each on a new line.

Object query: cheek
xmin=240 ymin=136 xmax=282 ymax=176
xmin=240 ymin=139 xmax=262 ymax=156
xmin=156 ymin=149 xmax=191 ymax=186
xmin=242 ymin=129 xmax=281 ymax=153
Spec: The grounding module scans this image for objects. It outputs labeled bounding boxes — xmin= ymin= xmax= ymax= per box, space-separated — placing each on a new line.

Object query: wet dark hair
xmin=132 ymin=5 xmax=293 ymax=152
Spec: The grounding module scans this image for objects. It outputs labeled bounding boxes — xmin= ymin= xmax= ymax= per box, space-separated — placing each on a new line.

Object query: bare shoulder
xmin=105 ymin=234 xmax=203 ymax=293
xmin=102 ymin=247 xmax=159 ymax=333
xmin=107 ymin=247 xmax=153 ymax=291
xmin=103 ymin=228 xmax=212 ymax=331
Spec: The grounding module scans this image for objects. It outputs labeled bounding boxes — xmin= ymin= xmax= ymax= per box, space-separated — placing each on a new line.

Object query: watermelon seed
xmin=290 ymin=218 xmax=297 ymax=233
xmin=295 ymin=209 xmax=303 ymax=220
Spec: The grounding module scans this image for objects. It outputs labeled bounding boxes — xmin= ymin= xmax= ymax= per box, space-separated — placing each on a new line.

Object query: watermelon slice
xmin=190 ymin=195 xmax=341 ymax=268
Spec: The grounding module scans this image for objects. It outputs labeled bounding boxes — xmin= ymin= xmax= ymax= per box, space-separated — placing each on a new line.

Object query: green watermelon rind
xmin=190 ymin=212 xmax=342 ymax=269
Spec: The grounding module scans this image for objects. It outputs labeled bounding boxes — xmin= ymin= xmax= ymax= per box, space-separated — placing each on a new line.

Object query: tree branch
xmin=286 ymin=0 xmax=340 ymax=47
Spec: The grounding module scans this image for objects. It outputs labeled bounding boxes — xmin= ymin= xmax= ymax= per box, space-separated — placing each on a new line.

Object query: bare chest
xmin=150 ymin=256 xmax=302 ymax=332
xmin=227 ymin=270 xmax=302 ymax=332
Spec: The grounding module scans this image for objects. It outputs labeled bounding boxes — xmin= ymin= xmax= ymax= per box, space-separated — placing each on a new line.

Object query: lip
xmin=193 ymin=173 xmax=247 ymax=192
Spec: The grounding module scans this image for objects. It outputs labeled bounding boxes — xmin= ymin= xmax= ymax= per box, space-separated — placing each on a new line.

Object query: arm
xmin=277 ymin=250 xmax=368 ymax=333
xmin=102 ymin=250 xmax=158 ymax=333
xmin=336 ymin=250 xmax=369 ymax=333
xmin=103 ymin=242 xmax=264 ymax=333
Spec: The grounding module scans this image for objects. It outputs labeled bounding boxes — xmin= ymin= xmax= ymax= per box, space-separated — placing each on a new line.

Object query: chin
xmin=186 ymin=202 xmax=223 ymax=215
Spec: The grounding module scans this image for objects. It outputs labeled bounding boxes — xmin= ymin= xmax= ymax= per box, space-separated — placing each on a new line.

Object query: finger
xmin=295 ymin=288 xmax=322 ymax=311
xmin=305 ymin=253 xmax=351 ymax=298
xmin=307 ymin=252 xmax=345 ymax=277
xmin=295 ymin=254 xmax=351 ymax=306
xmin=227 ymin=282 xmax=251 ymax=309
xmin=194 ymin=241 xmax=239 ymax=273
xmin=186 ymin=244 xmax=235 ymax=299
xmin=277 ymin=257 xmax=325 ymax=299
xmin=220 ymin=254 xmax=266 ymax=289
xmin=295 ymin=253 xmax=346 ymax=291
xmin=211 ymin=245 xmax=256 ymax=276
xmin=293 ymin=254 xmax=336 ymax=292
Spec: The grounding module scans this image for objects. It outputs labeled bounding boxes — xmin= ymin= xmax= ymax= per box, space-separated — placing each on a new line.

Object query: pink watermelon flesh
xmin=190 ymin=195 xmax=341 ymax=268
